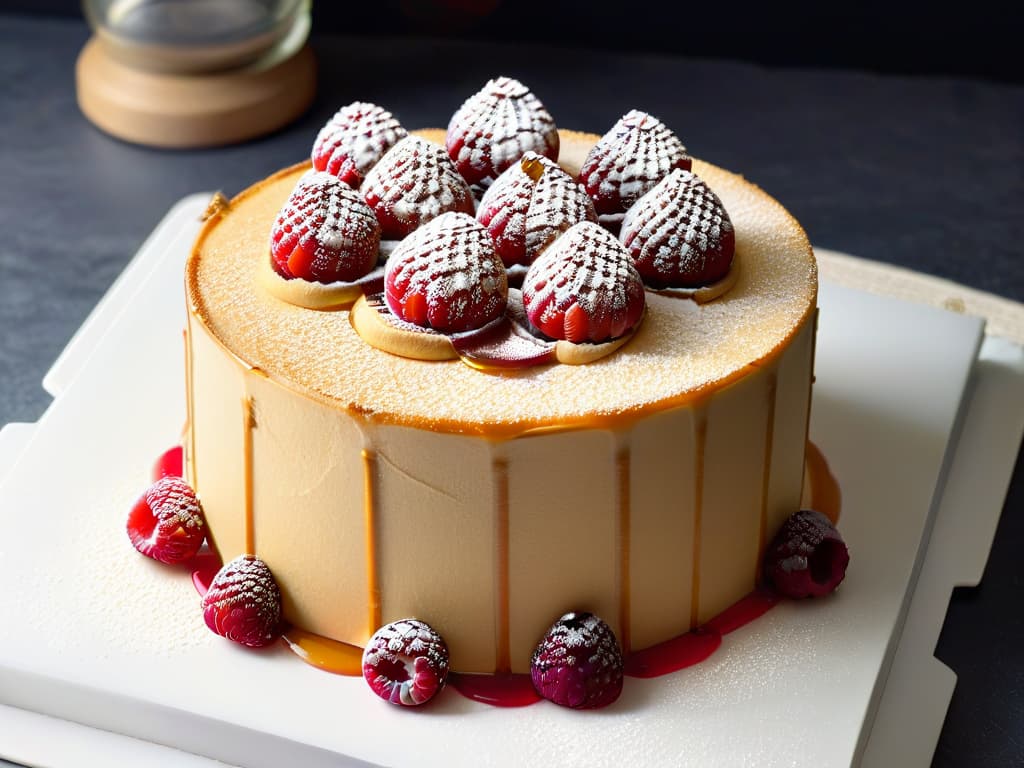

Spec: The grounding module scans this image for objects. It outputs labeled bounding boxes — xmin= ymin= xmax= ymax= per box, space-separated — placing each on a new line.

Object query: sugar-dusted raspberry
xmin=531 ymin=611 xmax=623 ymax=709
xmin=202 ymin=555 xmax=283 ymax=648
xmin=270 ymin=171 xmax=381 ymax=284
xmin=477 ymin=152 xmax=596 ymax=267
xmin=446 ymin=76 xmax=559 ymax=188
xmin=362 ymin=618 xmax=449 ymax=706
xmin=311 ymin=102 xmax=407 ymax=187
xmin=763 ymin=510 xmax=850 ymax=599
xmin=524 ymin=153 xmax=597 ymax=260
xmin=126 ymin=476 xmax=205 ymax=565
xmin=522 ymin=221 xmax=645 ymax=343
xmin=579 ymin=110 xmax=691 ymax=216
xmin=385 ymin=212 xmax=507 ymax=332
xmin=475 ymin=156 xmax=535 ymax=266
xmin=620 ymin=168 xmax=736 ymax=288
xmin=362 ymin=136 xmax=475 ymax=240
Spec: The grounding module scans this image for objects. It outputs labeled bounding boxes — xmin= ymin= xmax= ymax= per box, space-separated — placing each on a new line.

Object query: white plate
xmin=0 ymin=196 xmax=1021 ymax=768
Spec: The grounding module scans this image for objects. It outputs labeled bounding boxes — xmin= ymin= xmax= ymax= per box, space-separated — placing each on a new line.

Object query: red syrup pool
xmin=190 ymin=551 xmax=222 ymax=597
xmin=187 ymin=550 xmax=782 ymax=706
xmin=448 ymin=672 xmax=541 ymax=707
xmin=624 ymin=589 xmax=780 ymax=678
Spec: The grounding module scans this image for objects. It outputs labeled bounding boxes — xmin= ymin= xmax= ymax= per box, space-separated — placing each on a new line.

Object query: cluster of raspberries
xmin=269 ymin=77 xmax=737 ymax=346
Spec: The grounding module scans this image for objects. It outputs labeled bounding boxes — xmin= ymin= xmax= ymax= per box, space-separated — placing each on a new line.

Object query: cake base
xmin=2 ymin=196 xmax=1017 ymax=768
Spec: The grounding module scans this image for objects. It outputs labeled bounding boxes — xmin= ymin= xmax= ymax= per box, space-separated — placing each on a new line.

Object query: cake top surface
xmin=187 ymin=130 xmax=816 ymax=435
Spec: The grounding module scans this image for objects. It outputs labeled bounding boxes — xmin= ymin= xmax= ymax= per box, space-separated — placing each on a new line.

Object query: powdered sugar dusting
xmin=522 ymin=221 xmax=645 ymax=342
xmin=202 ymin=555 xmax=281 ymax=646
xmin=384 ymin=212 xmax=508 ymax=332
xmin=446 ymin=76 xmax=560 ymax=187
xmin=311 ymin=102 xmax=407 ymax=180
xmin=580 ymin=110 xmax=691 ymax=215
xmin=363 ymin=618 xmax=448 ymax=668
xmin=363 ymin=136 xmax=474 ymax=239
xmin=622 ymin=168 xmax=735 ymax=288
xmin=476 ymin=157 xmax=534 ymax=266
xmin=362 ymin=618 xmax=450 ymax=706
xmin=192 ymin=154 xmax=816 ymax=431
xmin=524 ymin=155 xmax=598 ymax=261
xmin=147 ymin=477 xmax=204 ymax=532
xmin=270 ymin=171 xmax=381 ymax=283
xmin=531 ymin=611 xmax=624 ymax=708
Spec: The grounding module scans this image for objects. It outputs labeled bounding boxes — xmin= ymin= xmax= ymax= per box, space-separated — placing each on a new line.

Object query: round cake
xmin=184 ymin=109 xmax=817 ymax=675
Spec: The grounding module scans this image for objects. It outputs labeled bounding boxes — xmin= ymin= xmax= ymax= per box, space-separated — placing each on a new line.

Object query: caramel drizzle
xmin=757 ymin=372 xmax=779 ymax=582
xmin=281 ymin=627 xmax=363 ymax=676
xmin=690 ymin=408 xmax=708 ymax=627
xmin=242 ymin=395 xmax=256 ymax=555
xmin=362 ymin=449 xmax=382 ymax=634
xmin=801 ymin=310 xmax=820 ymax=492
xmin=805 ymin=440 xmax=842 ymax=525
xmin=615 ymin=442 xmax=632 ymax=655
xmin=185 ymin=325 xmax=197 ymax=490
xmin=493 ymin=456 xmax=511 ymax=673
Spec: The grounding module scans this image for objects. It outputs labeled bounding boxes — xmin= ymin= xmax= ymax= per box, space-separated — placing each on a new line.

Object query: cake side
xmin=186 ymin=309 xmax=814 ymax=672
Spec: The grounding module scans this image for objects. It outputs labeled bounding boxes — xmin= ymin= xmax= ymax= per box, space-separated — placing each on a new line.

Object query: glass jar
xmin=82 ymin=0 xmax=311 ymax=74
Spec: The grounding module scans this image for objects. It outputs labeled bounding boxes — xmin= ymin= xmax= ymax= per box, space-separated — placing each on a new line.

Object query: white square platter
xmin=1 ymin=195 xmax=1022 ymax=768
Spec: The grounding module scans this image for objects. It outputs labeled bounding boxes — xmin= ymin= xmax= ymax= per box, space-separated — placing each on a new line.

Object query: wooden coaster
xmin=75 ymin=36 xmax=316 ymax=149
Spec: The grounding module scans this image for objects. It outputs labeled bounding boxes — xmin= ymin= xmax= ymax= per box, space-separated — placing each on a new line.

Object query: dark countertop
xmin=1 ymin=12 xmax=1022 ymax=767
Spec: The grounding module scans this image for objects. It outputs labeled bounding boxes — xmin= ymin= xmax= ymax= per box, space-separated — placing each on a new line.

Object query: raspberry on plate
xmin=477 ymin=152 xmax=597 ymax=267
xmin=763 ymin=509 xmax=850 ymax=598
xmin=385 ymin=212 xmax=508 ymax=333
xmin=270 ymin=171 xmax=381 ymax=284
xmin=620 ymin=168 xmax=736 ymax=288
xmin=362 ymin=618 xmax=450 ymax=706
xmin=311 ymin=101 xmax=407 ymax=187
xmin=126 ymin=476 xmax=205 ymax=565
xmin=579 ymin=109 xmax=691 ymax=216
xmin=362 ymin=135 xmax=475 ymax=240
xmin=446 ymin=76 xmax=559 ymax=189
xmin=522 ymin=221 xmax=645 ymax=343
xmin=151 ymin=444 xmax=183 ymax=481
xmin=531 ymin=611 xmax=623 ymax=709
xmin=202 ymin=555 xmax=283 ymax=648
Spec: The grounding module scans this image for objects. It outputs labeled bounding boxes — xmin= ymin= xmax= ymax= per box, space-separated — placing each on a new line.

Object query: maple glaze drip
xmin=493 ymin=456 xmax=511 ymax=673
xmin=805 ymin=440 xmax=842 ymax=524
xmin=362 ymin=448 xmax=382 ymax=633
xmin=690 ymin=408 xmax=708 ymax=626
xmin=448 ymin=672 xmax=540 ymax=707
xmin=185 ymin=326 xmax=197 ymax=489
xmin=757 ymin=372 xmax=779 ymax=581
xmin=242 ymin=396 xmax=256 ymax=555
xmin=616 ymin=443 xmax=632 ymax=655
xmin=282 ymin=627 xmax=364 ymax=676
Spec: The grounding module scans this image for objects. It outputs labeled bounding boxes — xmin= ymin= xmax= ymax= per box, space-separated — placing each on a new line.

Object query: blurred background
xmin=4 ymin=0 xmax=1022 ymax=84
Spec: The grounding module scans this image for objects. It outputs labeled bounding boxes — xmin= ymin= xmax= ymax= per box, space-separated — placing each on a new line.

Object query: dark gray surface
xmin=0 ymin=12 xmax=1022 ymax=768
